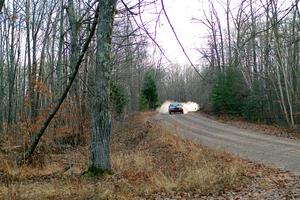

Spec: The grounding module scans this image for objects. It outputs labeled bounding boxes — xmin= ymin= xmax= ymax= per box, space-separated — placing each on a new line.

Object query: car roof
xmin=170 ymin=103 xmax=182 ymax=106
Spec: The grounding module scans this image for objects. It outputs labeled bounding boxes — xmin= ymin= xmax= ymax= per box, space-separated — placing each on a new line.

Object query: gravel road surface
xmin=156 ymin=112 xmax=300 ymax=175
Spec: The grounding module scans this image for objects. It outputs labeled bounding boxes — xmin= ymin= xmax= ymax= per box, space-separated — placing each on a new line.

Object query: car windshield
xmin=170 ymin=103 xmax=182 ymax=108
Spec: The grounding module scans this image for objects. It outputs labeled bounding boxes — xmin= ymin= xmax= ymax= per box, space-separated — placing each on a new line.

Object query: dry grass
xmin=0 ymin=112 xmax=249 ymax=199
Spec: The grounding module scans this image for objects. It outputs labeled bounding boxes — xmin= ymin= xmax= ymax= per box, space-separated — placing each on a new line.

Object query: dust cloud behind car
xmin=157 ymin=100 xmax=199 ymax=114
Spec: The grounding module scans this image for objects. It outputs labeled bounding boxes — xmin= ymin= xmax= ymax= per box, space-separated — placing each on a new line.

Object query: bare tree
xmin=7 ymin=1 xmax=17 ymax=125
xmin=20 ymin=2 xmax=100 ymax=163
xmin=0 ymin=12 xmax=4 ymax=132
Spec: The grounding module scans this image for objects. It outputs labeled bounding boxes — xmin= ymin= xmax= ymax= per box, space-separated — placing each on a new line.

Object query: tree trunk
xmin=56 ymin=0 xmax=64 ymax=95
xmin=0 ymin=0 xmax=4 ymax=13
xmin=0 ymin=22 xmax=3 ymax=132
xmin=250 ymin=0 xmax=257 ymax=80
xmin=90 ymin=0 xmax=116 ymax=172
xmin=7 ymin=2 xmax=16 ymax=125
xmin=67 ymin=0 xmax=82 ymax=144
xmin=226 ymin=0 xmax=232 ymax=64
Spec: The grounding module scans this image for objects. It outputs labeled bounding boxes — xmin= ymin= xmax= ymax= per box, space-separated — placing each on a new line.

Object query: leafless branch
xmin=160 ymin=0 xmax=206 ymax=81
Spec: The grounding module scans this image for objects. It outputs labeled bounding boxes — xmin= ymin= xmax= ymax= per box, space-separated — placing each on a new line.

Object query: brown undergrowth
xmin=0 ymin=112 xmax=251 ymax=199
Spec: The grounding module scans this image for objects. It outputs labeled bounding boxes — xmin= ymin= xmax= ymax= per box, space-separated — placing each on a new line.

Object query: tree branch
xmin=18 ymin=1 xmax=101 ymax=165
xmin=160 ymin=0 xmax=207 ymax=82
xmin=121 ymin=0 xmax=173 ymax=64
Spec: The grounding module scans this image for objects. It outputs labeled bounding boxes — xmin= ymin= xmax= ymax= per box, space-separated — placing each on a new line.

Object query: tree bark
xmin=0 ymin=22 xmax=3 ymax=132
xmin=67 ymin=0 xmax=82 ymax=144
xmin=90 ymin=0 xmax=116 ymax=172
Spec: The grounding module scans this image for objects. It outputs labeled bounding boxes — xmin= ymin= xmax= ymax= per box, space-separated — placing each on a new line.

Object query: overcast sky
xmin=138 ymin=0 xmax=226 ymax=66
xmin=137 ymin=0 xmax=295 ymax=66
xmin=138 ymin=0 xmax=204 ymax=66
xmin=151 ymin=0 xmax=205 ymax=66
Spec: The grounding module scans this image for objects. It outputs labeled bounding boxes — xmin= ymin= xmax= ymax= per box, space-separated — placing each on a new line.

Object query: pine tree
xmin=139 ymin=71 xmax=158 ymax=110
xmin=211 ymin=68 xmax=248 ymax=115
xmin=111 ymin=80 xmax=127 ymax=116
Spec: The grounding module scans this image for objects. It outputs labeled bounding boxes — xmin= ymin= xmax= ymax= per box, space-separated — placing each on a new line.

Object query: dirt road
xmin=156 ymin=112 xmax=300 ymax=175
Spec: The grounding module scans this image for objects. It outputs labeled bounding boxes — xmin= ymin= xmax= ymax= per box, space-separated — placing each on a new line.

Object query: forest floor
xmin=0 ymin=112 xmax=299 ymax=199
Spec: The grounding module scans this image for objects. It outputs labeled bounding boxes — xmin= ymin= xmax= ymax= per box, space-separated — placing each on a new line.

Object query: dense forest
xmin=0 ymin=0 xmax=299 ymax=171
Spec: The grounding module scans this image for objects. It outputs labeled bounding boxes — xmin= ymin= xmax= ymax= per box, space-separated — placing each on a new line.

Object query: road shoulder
xmin=155 ymin=113 xmax=300 ymax=199
xmin=196 ymin=111 xmax=300 ymax=140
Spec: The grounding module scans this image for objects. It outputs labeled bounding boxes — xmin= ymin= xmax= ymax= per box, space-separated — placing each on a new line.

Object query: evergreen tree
xmin=139 ymin=71 xmax=159 ymax=110
xmin=111 ymin=80 xmax=127 ymax=116
xmin=211 ymin=68 xmax=248 ymax=115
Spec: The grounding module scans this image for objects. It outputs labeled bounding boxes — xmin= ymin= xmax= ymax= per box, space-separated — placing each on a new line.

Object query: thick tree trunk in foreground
xmin=90 ymin=0 xmax=116 ymax=172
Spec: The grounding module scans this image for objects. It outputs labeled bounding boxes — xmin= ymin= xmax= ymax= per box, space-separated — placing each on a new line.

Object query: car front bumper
xmin=169 ymin=109 xmax=183 ymax=113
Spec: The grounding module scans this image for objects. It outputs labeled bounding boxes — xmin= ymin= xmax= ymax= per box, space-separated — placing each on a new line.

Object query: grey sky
xmin=140 ymin=0 xmax=296 ymax=66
